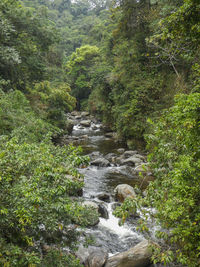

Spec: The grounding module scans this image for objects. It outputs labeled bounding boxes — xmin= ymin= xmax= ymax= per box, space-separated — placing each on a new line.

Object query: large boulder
xmin=87 ymin=247 xmax=108 ymax=267
xmin=105 ymin=240 xmax=151 ymax=267
xmin=121 ymin=156 xmax=143 ymax=167
xmin=75 ymin=115 xmax=82 ymax=120
xmin=76 ymin=245 xmax=108 ymax=267
xmin=114 ymin=184 xmax=136 ymax=202
xmin=80 ymin=120 xmax=91 ymax=127
xmin=81 ymin=111 xmax=90 ymax=117
xmin=91 ymin=158 xmax=110 ymax=167
xmin=71 ymin=111 xmax=80 ymax=116
xmin=76 ymin=245 xmax=90 ymax=265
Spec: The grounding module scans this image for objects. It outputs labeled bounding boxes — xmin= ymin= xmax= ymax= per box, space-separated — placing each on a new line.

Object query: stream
xmin=64 ymin=112 xmax=150 ymax=255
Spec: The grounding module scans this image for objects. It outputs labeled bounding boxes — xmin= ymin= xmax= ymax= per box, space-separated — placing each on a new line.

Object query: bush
xmin=0 ymin=89 xmax=58 ymax=142
xmin=0 ymin=136 xmax=97 ymax=266
xmin=28 ymin=81 xmax=76 ymax=130
xmin=143 ymin=93 xmax=200 ymax=266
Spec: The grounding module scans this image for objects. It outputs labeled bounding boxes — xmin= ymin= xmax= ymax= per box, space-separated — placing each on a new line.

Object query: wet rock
xmin=105 ymin=240 xmax=151 ymax=267
xmin=91 ymin=158 xmax=110 ymax=167
xmin=76 ymin=245 xmax=90 ymax=265
xmin=115 ymin=156 xmax=124 ymax=165
xmin=98 ymin=204 xmax=109 ymax=219
xmin=71 ymin=111 xmax=80 ymax=116
xmin=75 ymin=115 xmax=82 ymax=120
xmin=97 ymin=193 xmax=110 ymax=202
xmin=87 ymin=247 xmax=108 ymax=267
xmin=135 ymin=154 xmax=146 ymax=161
xmin=114 ymin=184 xmax=136 ymax=202
xmin=105 ymin=153 xmax=116 ymax=163
xmin=80 ymin=120 xmax=91 ymax=127
xmin=90 ymin=151 xmax=102 ymax=160
xmin=105 ymin=132 xmax=115 ymax=138
xmin=123 ymin=150 xmax=138 ymax=158
xmin=81 ymin=111 xmax=90 ymax=117
xmin=76 ymin=245 xmax=108 ymax=267
xmin=117 ymin=148 xmax=125 ymax=154
xmin=121 ymin=156 xmax=143 ymax=167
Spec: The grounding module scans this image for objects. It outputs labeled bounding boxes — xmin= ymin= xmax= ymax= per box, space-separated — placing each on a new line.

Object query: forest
xmin=0 ymin=0 xmax=199 ymax=266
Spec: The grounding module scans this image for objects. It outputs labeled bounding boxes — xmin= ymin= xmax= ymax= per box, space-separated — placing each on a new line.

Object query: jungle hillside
xmin=0 ymin=0 xmax=199 ymax=266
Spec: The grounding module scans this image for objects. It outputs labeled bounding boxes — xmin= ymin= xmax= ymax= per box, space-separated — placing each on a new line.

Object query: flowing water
xmin=67 ymin=118 xmax=147 ymax=255
xmin=61 ymin=116 xmax=183 ymax=267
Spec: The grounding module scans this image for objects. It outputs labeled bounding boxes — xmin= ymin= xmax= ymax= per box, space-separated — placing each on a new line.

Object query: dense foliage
xmin=0 ymin=0 xmax=100 ymax=265
xmin=0 ymin=0 xmax=200 ymax=266
xmin=142 ymin=93 xmax=200 ymax=266
xmin=0 ymin=137 xmax=96 ymax=266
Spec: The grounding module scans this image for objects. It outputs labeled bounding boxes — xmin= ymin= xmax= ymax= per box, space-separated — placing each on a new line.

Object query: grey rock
xmin=91 ymin=158 xmax=110 ymax=167
xmin=75 ymin=115 xmax=82 ymax=119
xmin=123 ymin=151 xmax=138 ymax=158
xmin=105 ymin=153 xmax=116 ymax=162
xmin=105 ymin=132 xmax=114 ymax=138
xmin=81 ymin=111 xmax=90 ymax=117
xmin=76 ymin=246 xmax=108 ymax=267
xmin=114 ymin=184 xmax=136 ymax=202
xmin=90 ymin=151 xmax=102 ymax=160
xmin=80 ymin=120 xmax=92 ymax=127
xmin=71 ymin=111 xmax=80 ymax=116
xmin=115 ymin=156 xmax=124 ymax=165
xmin=97 ymin=193 xmax=110 ymax=202
xmin=87 ymin=247 xmax=108 ymax=267
xmin=134 ymin=154 xmax=146 ymax=160
xmin=98 ymin=204 xmax=109 ymax=219
xmin=121 ymin=156 xmax=143 ymax=167
xmin=76 ymin=245 xmax=90 ymax=265
xmin=117 ymin=148 xmax=125 ymax=154
xmin=105 ymin=240 xmax=151 ymax=267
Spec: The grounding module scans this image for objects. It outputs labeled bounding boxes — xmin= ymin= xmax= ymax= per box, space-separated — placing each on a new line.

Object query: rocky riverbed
xmin=62 ymin=112 xmax=163 ymax=267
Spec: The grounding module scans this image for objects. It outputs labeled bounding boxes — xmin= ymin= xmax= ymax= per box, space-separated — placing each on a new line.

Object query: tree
xmin=66 ymin=45 xmax=100 ymax=109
